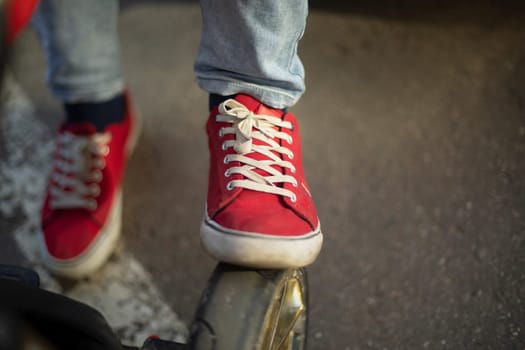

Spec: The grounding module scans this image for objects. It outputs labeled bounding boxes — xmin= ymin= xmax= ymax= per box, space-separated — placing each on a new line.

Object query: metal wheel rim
xmin=259 ymin=270 xmax=307 ymax=350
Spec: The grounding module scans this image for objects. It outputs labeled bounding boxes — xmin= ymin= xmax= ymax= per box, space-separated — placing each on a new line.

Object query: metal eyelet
xmin=288 ymin=152 xmax=294 ymax=160
xmin=224 ymin=169 xmax=231 ymax=177
xmin=223 ymin=156 xmax=230 ymax=164
xmin=91 ymin=185 xmax=101 ymax=196
xmin=88 ymin=199 xmax=98 ymax=210
xmin=226 ymin=182 xmax=234 ymax=191
xmin=218 ymin=128 xmax=224 ymax=137
xmin=291 ymin=166 xmax=297 ymax=174
xmin=290 ymin=193 xmax=297 ymax=203
xmin=93 ymin=170 xmax=103 ymax=182
xmin=292 ymin=180 xmax=298 ymax=187
xmin=287 ymin=136 xmax=293 ymax=145
xmin=221 ymin=142 xmax=228 ymax=151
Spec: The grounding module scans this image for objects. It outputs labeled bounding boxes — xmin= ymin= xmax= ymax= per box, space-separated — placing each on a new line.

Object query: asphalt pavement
xmin=1 ymin=1 xmax=525 ymax=349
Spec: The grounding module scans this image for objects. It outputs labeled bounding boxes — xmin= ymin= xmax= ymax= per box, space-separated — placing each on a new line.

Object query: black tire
xmin=189 ymin=263 xmax=308 ymax=350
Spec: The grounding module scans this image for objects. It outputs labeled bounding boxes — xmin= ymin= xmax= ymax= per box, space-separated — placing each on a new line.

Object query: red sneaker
xmin=201 ymin=94 xmax=323 ymax=268
xmin=40 ymin=93 xmax=140 ymax=278
xmin=6 ymin=0 xmax=39 ymax=44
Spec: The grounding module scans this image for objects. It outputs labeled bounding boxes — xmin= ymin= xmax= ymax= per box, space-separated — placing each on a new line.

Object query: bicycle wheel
xmin=189 ymin=263 xmax=308 ymax=350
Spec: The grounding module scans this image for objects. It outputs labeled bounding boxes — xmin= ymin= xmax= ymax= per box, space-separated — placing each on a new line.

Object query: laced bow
xmin=217 ymin=99 xmax=299 ymax=202
xmin=50 ymin=132 xmax=111 ymax=210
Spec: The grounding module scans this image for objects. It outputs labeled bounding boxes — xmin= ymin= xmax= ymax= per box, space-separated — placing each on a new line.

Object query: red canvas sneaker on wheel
xmin=201 ymin=94 xmax=323 ymax=268
xmin=40 ymin=93 xmax=140 ymax=278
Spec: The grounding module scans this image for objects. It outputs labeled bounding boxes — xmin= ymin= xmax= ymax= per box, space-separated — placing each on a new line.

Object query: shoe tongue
xmin=232 ymin=95 xmax=287 ymax=178
xmin=234 ymin=94 xmax=283 ymax=118
xmin=60 ymin=122 xmax=98 ymax=135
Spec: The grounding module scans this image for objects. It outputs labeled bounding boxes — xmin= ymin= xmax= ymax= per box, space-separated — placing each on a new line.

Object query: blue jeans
xmin=33 ymin=0 xmax=307 ymax=109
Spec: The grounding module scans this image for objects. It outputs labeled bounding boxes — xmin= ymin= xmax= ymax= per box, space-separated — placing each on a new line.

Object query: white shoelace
xmin=217 ymin=99 xmax=298 ymax=202
xmin=50 ymin=132 xmax=111 ymax=210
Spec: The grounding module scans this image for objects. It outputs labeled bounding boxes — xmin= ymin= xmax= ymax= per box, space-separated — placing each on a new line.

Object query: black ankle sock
xmin=209 ymin=94 xmax=236 ymax=111
xmin=208 ymin=93 xmax=287 ymax=113
xmin=64 ymin=94 xmax=126 ymax=132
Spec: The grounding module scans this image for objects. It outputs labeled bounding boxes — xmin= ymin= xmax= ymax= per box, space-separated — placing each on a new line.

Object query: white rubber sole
xmin=40 ymin=191 xmax=123 ymax=279
xmin=40 ymin=106 xmax=142 ymax=279
xmin=200 ymin=216 xmax=323 ymax=269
